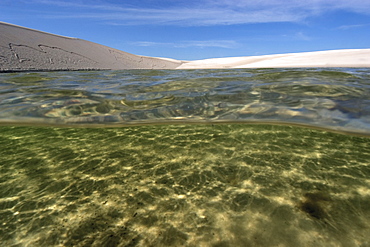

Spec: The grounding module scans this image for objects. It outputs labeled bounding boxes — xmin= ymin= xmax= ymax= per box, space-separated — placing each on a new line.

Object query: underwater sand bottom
xmin=0 ymin=124 xmax=369 ymax=246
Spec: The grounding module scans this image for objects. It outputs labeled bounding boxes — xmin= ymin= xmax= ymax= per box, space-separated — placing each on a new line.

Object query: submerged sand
xmin=1 ymin=21 xmax=370 ymax=71
xmin=1 ymin=124 xmax=370 ymax=246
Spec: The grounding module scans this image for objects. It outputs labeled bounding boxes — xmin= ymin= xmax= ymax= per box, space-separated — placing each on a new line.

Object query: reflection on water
xmin=1 ymin=124 xmax=369 ymax=246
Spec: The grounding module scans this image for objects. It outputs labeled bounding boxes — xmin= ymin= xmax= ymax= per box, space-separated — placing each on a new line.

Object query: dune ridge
xmin=1 ymin=21 xmax=370 ymax=71
xmin=0 ymin=22 xmax=182 ymax=72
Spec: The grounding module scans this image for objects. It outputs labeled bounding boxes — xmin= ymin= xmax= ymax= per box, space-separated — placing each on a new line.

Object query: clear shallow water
xmin=0 ymin=69 xmax=370 ymax=246
xmin=0 ymin=68 xmax=370 ymax=135
xmin=0 ymin=125 xmax=370 ymax=246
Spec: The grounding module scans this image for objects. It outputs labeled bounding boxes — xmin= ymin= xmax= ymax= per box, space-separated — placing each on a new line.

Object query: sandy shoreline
xmin=1 ymin=21 xmax=370 ymax=71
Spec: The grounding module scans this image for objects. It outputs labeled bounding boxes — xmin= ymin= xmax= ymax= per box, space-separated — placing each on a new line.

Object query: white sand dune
xmin=1 ymin=21 xmax=369 ymax=71
xmin=178 ymin=49 xmax=370 ymax=69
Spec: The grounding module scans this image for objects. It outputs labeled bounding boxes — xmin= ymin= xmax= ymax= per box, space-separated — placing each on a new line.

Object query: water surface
xmin=1 ymin=68 xmax=370 ymax=135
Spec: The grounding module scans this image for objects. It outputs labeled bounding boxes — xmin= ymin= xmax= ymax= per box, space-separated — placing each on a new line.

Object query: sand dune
xmin=178 ymin=49 xmax=370 ymax=69
xmin=1 ymin=21 xmax=369 ymax=71
xmin=0 ymin=22 xmax=182 ymax=71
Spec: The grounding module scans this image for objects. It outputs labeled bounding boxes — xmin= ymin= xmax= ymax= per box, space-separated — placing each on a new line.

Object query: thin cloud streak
xmin=337 ymin=23 xmax=370 ymax=30
xmin=132 ymin=40 xmax=240 ymax=49
xmin=294 ymin=32 xmax=312 ymax=41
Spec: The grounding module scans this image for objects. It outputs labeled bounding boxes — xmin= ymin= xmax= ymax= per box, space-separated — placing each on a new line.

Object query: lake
xmin=0 ymin=68 xmax=369 ymax=246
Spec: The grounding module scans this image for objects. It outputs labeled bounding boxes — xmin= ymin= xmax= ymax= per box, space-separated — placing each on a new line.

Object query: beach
xmin=1 ymin=21 xmax=370 ymax=72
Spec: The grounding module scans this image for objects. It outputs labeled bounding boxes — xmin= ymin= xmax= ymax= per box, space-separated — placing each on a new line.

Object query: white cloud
xmin=33 ymin=0 xmax=370 ymax=26
xmin=41 ymin=7 xmax=305 ymax=26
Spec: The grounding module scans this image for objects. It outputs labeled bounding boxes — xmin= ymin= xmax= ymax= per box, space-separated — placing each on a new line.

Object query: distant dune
xmin=178 ymin=49 xmax=370 ymax=69
xmin=1 ymin=21 xmax=370 ymax=71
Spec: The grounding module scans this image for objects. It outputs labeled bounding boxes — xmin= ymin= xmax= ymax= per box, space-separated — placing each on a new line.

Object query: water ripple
xmin=0 ymin=68 xmax=369 ymax=135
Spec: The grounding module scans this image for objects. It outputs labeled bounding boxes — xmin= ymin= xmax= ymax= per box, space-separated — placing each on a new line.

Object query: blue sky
xmin=1 ymin=0 xmax=370 ymax=60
